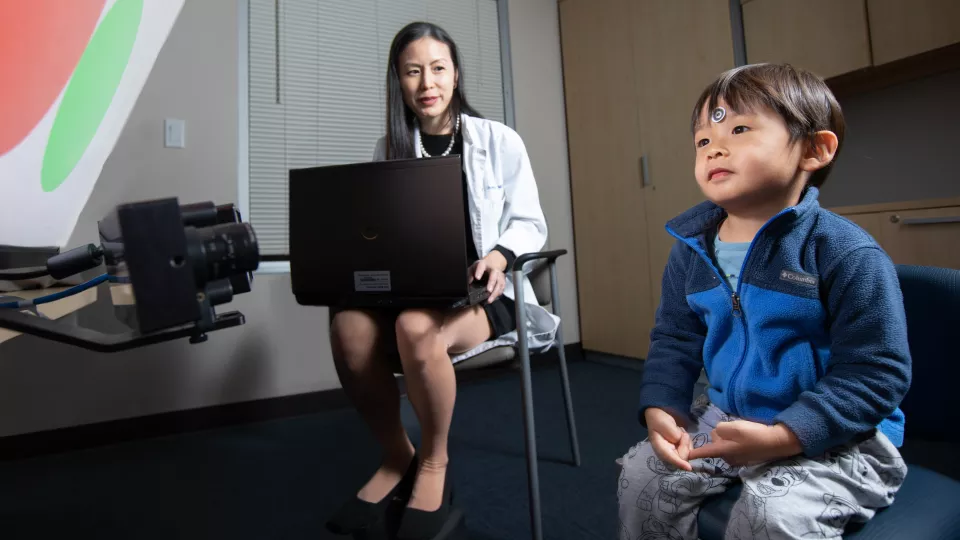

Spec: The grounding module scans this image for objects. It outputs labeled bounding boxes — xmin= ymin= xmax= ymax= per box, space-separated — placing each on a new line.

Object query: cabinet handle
xmin=891 ymin=215 xmax=960 ymax=225
xmin=640 ymin=155 xmax=651 ymax=187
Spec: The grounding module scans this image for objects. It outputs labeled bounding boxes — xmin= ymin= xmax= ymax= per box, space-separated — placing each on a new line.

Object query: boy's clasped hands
xmin=645 ymin=407 xmax=804 ymax=470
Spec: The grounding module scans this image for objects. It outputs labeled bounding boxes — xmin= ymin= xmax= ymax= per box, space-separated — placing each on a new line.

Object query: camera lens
xmin=180 ymin=202 xmax=243 ymax=228
xmin=180 ymin=202 xmax=218 ymax=228
xmin=185 ymin=222 xmax=260 ymax=285
xmin=216 ymin=204 xmax=241 ymax=225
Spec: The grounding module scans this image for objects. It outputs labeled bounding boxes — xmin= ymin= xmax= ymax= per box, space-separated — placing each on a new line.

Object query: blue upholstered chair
xmin=696 ymin=265 xmax=960 ymax=539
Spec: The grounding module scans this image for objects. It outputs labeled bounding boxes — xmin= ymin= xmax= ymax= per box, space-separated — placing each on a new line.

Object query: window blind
xmin=247 ymin=0 xmax=507 ymax=258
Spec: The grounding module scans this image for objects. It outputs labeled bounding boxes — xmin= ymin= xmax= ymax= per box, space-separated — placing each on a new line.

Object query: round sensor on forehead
xmin=711 ymin=106 xmax=726 ymax=123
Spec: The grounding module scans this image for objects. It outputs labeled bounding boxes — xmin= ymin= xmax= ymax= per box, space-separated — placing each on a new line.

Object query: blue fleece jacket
xmin=638 ymin=187 xmax=912 ymax=457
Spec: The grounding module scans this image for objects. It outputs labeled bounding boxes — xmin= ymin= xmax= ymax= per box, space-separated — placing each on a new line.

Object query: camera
xmin=98 ymin=198 xmax=259 ymax=338
xmin=1 ymin=197 xmax=260 ymax=352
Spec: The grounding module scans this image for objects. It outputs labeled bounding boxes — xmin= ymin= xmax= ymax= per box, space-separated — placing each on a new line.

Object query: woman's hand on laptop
xmin=469 ymin=252 xmax=507 ymax=303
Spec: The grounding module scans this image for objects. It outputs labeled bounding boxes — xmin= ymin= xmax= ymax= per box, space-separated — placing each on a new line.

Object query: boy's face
xmin=693 ymin=99 xmax=806 ymax=212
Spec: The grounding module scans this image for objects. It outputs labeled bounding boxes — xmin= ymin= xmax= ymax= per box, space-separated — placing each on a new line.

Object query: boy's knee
xmin=617 ymin=441 xmax=673 ymax=508
xmin=728 ymin=490 xmax=857 ymax=540
xmin=619 ymin=441 xmax=658 ymax=480
xmin=619 ymin=445 xmax=696 ymax=540
xmin=621 ymin=442 xmax=676 ymax=477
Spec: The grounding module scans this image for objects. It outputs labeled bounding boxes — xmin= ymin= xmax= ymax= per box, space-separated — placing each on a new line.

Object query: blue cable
xmin=0 ymin=274 xmax=122 ymax=309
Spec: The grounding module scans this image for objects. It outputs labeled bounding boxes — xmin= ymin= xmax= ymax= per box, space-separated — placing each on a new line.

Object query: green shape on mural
xmin=41 ymin=0 xmax=143 ymax=192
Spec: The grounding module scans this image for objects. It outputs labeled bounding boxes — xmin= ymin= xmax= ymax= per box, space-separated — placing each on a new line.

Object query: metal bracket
xmin=0 ymin=308 xmax=245 ymax=352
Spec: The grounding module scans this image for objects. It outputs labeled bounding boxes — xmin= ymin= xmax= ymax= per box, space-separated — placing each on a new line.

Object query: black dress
xmin=420 ymin=131 xmax=518 ymax=338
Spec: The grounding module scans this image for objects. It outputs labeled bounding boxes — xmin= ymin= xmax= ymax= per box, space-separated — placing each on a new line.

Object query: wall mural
xmin=0 ymin=0 xmax=185 ymax=247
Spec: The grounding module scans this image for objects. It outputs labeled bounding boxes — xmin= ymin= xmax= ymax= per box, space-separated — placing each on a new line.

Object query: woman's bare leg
xmin=394 ymin=306 xmax=492 ymax=512
xmin=331 ymin=310 xmax=416 ymax=502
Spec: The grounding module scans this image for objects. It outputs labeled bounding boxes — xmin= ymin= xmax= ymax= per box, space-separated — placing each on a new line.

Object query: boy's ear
xmin=800 ymin=130 xmax=839 ymax=172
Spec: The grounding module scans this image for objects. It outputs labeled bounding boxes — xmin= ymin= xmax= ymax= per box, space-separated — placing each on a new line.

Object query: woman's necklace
xmin=419 ymin=114 xmax=460 ymax=157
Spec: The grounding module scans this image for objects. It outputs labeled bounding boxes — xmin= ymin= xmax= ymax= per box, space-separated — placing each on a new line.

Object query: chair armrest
xmin=511 ymin=249 xmax=568 ymax=272
xmin=511 ymin=250 xmax=567 ymax=315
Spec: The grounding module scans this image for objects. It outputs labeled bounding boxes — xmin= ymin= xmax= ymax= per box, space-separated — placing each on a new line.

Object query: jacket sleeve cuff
xmin=637 ymin=383 xmax=694 ymax=428
xmin=773 ymin=404 xmax=833 ymax=457
xmin=493 ymin=245 xmax=517 ymax=270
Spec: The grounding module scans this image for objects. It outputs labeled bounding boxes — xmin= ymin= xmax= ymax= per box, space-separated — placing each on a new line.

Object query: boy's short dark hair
xmin=691 ymin=63 xmax=845 ymax=189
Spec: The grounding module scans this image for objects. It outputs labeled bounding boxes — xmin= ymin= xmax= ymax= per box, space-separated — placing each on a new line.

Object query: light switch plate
xmin=164 ymin=118 xmax=185 ymax=148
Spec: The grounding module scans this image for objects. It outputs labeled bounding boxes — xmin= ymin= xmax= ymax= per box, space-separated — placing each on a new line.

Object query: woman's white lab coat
xmin=372 ymin=113 xmax=561 ymax=362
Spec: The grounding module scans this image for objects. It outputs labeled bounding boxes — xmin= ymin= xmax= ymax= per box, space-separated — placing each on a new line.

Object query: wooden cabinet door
xmin=559 ymin=0 xmax=656 ymax=359
xmin=867 ymin=0 xmax=960 ymax=65
xmin=880 ymin=207 xmax=960 ymax=269
xmin=630 ymin=0 xmax=735 ymax=324
xmin=833 ymin=199 xmax=960 ymax=269
xmin=742 ymin=0 xmax=871 ymax=79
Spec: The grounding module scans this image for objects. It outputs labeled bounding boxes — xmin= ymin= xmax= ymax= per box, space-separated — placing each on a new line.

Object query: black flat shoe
xmin=325 ymin=453 xmax=419 ymax=536
xmin=396 ymin=466 xmax=456 ymax=540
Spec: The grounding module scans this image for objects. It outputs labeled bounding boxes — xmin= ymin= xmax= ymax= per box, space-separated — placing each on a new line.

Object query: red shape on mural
xmin=0 ymin=0 xmax=107 ymax=156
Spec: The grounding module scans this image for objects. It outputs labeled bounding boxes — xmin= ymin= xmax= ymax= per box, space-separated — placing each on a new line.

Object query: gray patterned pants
xmin=617 ymin=396 xmax=908 ymax=540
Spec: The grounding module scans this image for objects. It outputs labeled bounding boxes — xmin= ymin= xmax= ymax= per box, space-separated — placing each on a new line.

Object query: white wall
xmin=0 ymin=0 xmax=578 ymax=437
xmin=508 ymin=0 xmax=579 ymax=341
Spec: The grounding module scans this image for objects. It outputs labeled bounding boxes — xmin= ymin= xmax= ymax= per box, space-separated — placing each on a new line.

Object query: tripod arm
xmin=0 ymin=308 xmax=245 ymax=353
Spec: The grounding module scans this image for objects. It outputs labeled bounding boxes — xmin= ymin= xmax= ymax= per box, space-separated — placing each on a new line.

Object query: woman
xmin=325 ymin=21 xmax=558 ymax=539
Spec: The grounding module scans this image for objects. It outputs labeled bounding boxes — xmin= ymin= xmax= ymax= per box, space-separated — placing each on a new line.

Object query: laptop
xmin=289 ymin=155 xmax=491 ymax=309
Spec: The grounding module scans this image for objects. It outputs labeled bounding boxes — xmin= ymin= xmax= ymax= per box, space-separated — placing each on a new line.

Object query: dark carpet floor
xmin=0 ymin=360 xmax=650 ymax=540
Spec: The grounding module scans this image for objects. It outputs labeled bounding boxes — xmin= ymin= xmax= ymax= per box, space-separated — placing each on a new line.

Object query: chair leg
xmin=550 ymin=263 xmax=581 ymax=467
xmin=520 ymin=344 xmax=544 ymax=540
xmin=555 ymin=333 xmax=581 ymax=467
xmin=514 ymin=270 xmax=543 ymax=540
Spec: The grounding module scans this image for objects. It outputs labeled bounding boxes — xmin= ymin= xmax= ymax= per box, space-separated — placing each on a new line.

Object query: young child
xmin=617 ymin=63 xmax=912 ymax=540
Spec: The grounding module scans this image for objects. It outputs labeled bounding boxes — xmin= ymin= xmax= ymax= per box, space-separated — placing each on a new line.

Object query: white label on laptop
xmin=354 ymin=271 xmax=391 ymax=292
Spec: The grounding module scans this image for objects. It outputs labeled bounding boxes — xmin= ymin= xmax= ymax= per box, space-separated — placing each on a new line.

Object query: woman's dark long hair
xmin=385 ymin=22 xmax=482 ymax=159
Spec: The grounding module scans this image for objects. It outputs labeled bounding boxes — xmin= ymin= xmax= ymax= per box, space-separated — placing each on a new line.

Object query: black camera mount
xmin=0 ymin=197 xmax=259 ymax=352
